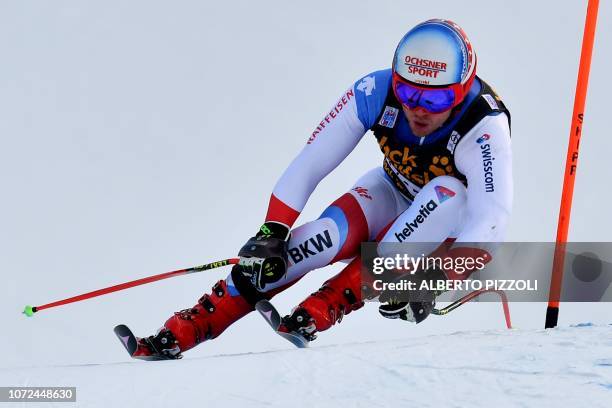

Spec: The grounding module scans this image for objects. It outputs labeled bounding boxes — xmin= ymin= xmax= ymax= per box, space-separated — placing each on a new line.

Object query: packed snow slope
xmin=3 ymin=323 xmax=611 ymax=408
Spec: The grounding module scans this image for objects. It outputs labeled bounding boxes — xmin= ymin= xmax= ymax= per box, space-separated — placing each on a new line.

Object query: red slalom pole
xmin=545 ymin=0 xmax=600 ymax=328
xmin=23 ymin=258 xmax=239 ymax=316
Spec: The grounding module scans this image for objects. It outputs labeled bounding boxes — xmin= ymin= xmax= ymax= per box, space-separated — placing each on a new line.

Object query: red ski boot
xmin=116 ymin=279 xmax=255 ymax=360
xmin=279 ymin=257 xmax=365 ymax=341
xmin=155 ymin=279 xmax=253 ymax=355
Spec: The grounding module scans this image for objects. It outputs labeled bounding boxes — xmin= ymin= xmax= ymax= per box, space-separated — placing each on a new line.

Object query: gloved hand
xmin=378 ymin=268 xmax=446 ymax=323
xmin=236 ymin=222 xmax=291 ymax=291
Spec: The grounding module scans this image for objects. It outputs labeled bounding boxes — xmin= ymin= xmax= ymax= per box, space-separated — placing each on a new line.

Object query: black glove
xmin=378 ymin=268 xmax=446 ymax=323
xmin=236 ymin=222 xmax=291 ymax=291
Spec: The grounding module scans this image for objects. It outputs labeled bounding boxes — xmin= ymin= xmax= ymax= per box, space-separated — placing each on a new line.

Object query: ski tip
xmin=255 ymin=300 xmax=310 ymax=349
xmin=113 ymin=324 xmax=130 ymax=335
xmin=255 ymin=300 xmax=281 ymax=330
xmin=114 ymin=324 xmax=138 ymax=356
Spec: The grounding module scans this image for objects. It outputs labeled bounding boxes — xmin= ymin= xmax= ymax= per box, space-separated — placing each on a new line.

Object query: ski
xmin=113 ymin=324 xmax=177 ymax=361
xmin=255 ymin=300 xmax=310 ymax=348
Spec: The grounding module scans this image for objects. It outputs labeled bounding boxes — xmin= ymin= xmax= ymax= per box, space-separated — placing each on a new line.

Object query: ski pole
xmin=433 ymin=289 xmax=512 ymax=329
xmin=23 ymin=257 xmax=239 ymax=317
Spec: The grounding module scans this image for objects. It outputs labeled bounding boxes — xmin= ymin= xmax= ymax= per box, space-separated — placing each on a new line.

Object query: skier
xmin=130 ymin=19 xmax=512 ymax=359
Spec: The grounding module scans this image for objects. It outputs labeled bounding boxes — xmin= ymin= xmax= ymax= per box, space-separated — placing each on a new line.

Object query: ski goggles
xmin=392 ymin=72 xmax=466 ymax=114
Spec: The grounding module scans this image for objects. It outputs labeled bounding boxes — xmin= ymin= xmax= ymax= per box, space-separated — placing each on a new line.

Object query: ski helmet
xmin=392 ymin=19 xmax=477 ymax=112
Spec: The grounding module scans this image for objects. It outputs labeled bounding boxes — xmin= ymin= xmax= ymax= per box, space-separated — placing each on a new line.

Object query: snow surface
xmin=3 ymin=323 xmax=611 ymax=408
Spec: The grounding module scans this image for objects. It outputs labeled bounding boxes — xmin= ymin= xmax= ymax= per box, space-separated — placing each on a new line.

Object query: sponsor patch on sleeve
xmin=378 ymin=106 xmax=399 ymax=128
